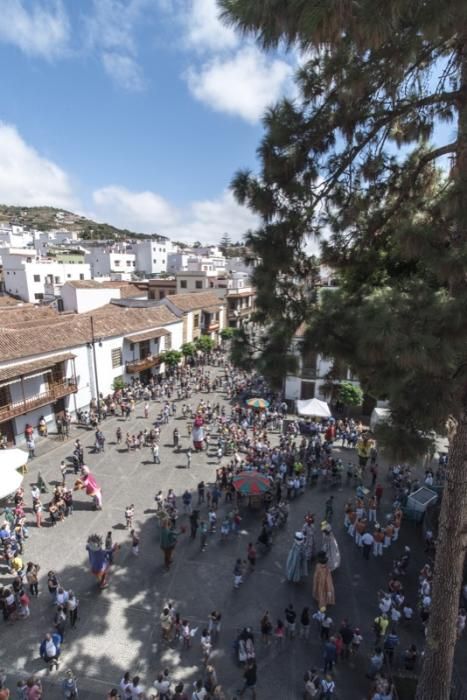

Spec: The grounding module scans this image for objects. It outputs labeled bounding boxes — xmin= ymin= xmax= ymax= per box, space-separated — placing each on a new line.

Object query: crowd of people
xmin=0 ymin=350 xmax=458 ymax=699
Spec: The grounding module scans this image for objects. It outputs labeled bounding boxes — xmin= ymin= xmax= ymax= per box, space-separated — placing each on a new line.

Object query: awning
xmin=125 ymin=328 xmax=170 ymax=343
xmin=0 ymin=353 xmax=76 ymax=383
xmin=296 ymin=398 xmax=331 ymax=418
xmin=202 ymin=306 xmax=221 ymax=314
xmin=0 ymin=448 xmax=29 ymax=472
xmin=0 ymin=469 xmax=23 ymax=500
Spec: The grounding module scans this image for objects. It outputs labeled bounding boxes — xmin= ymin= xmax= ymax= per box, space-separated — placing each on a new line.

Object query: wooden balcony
xmin=0 ymin=379 xmax=78 ymax=422
xmin=126 ymin=355 xmax=162 ymax=374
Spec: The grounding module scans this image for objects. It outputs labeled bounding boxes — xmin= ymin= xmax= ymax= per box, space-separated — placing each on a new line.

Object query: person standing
xmin=26 ymin=562 xmax=40 ymax=597
xmin=300 ymin=607 xmax=311 ymax=639
xmin=190 ymin=510 xmax=199 ymax=539
xmin=67 ymin=591 xmax=79 ymax=628
xmin=186 ymin=448 xmax=192 ymax=469
xmin=238 ymin=660 xmax=257 ymax=699
xmin=247 ymin=543 xmax=257 ymax=571
xmin=285 ymin=604 xmax=297 ymax=638
xmin=322 ymin=640 xmax=337 ymax=673
xmin=152 ymin=443 xmax=161 ymax=464
xmin=361 ymin=531 xmax=374 ymax=560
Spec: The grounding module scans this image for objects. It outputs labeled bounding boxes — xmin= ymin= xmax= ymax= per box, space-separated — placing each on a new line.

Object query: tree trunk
xmin=416 ymin=35 xmax=467 ymax=700
xmin=415 ymin=411 xmax=467 ymax=700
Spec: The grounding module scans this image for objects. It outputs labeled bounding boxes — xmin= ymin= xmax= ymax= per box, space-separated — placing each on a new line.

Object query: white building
xmin=131 ymin=238 xmax=168 ymax=276
xmin=0 ymin=303 xmax=183 ymax=444
xmin=168 ymin=252 xmax=226 ymax=275
xmin=85 ymin=245 xmax=136 ymax=278
xmin=2 ymin=250 xmax=92 ymax=303
xmin=34 ymin=230 xmax=80 ymax=256
xmin=61 ymin=280 xmax=147 ymax=313
xmin=175 ymin=270 xmax=218 ymax=293
xmin=285 ymin=323 xmax=361 ymax=404
xmin=163 ymin=291 xmax=226 ymax=344
xmin=0 ymin=224 xmax=34 ymax=249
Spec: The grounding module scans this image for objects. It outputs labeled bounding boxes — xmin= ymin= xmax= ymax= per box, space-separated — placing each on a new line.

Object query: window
xmin=159 ymin=291 xmax=165 ymax=299
xmin=33 ymin=274 xmax=40 ymax=282
xmin=34 ymin=293 xmax=44 ymax=300
xmin=126 ymin=260 xmax=131 ymax=266
xmin=54 ymin=276 xmax=60 ymax=284
xmin=111 ymin=348 xmax=122 ymax=368
xmin=195 ymin=280 xmax=203 ymax=289
xmin=0 ymin=384 xmax=12 ymax=407
xmin=194 ymin=314 xmax=199 ymax=329
xmin=79 ymin=274 xmax=85 ymax=280
xmin=180 ymin=280 xmax=187 ymax=289
xmin=114 ymin=260 xmax=120 ymax=267
xmin=153 ymin=259 xmax=157 ymax=263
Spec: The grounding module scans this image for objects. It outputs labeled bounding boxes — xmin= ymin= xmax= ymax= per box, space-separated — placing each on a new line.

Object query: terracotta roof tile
xmin=0 ymin=304 xmax=178 ymax=361
xmin=168 ymin=291 xmax=224 ymax=312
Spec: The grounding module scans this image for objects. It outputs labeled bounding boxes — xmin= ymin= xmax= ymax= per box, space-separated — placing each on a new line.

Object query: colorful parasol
xmin=232 ymin=471 xmax=271 ymax=496
xmin=246 ymin=398 xmax=270 ymax=409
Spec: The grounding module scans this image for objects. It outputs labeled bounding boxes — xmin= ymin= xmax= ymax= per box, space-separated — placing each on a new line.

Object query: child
xmin=274 ymin=619 xmax=285 ymax=647
xmin=130 ymin=529 xmax=139 ymax=556
xmin=182 ymin=619 xmax=191 ymax=649
xmin=125 ymin=505 xmax=135 ymax=530
xmin=200 ymin=520 xmax=208 ymax=551
xmin=233 ymin=559 xmax=244 ymax=589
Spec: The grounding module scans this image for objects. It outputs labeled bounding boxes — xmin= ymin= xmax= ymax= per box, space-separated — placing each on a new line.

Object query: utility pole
xmin=90 ymin=316 xmax=102 ymax=421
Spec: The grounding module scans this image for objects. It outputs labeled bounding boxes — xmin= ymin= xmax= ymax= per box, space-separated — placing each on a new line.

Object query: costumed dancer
xmin=192 ymin=413 xmax=205 ymax=452
xmin=302 ymin=513 xmax=315 ymax=562
xmin=312 ymin=551 xmax=335 ymax=608
xmin=286 ymin=531 xmax=309 ymax=582
xmin=74 ymin=466 xmax=102 ymax=509
xmin=86 ymin=534 xmax=116 ymax=589
xmin=321 ymin=521 xmax=341 ymax=572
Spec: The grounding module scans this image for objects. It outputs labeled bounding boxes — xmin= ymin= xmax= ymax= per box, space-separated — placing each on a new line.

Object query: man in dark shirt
xmin=285 ymin=603 xmax=297 ymax=638
xmin=239 ymin=660 xmax=257 ymax=699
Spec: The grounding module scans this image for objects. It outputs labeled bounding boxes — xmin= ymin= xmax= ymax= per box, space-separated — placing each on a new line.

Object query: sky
xmin=0 ymin=0 xmax=299 ymax=243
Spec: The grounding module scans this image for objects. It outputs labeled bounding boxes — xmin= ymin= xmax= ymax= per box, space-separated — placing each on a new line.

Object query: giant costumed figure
xmin=192 ymin=413 xmax=205 ymax=451
xmin=312 ymin=551 xmax=335 ymax=608
xmin=321 ymin=521 xmax=341 ymax=571
xmin=285 ymin=531 xmax=309 ymax=582
xmin=74 ymin=466 xmax=102 ymax=509
xmin=86 ymin=534 xmax=116 ymax=589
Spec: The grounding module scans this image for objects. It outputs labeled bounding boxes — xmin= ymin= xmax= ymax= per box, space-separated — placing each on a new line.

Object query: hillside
xmin=0 ymin=205 xmax=155 ymax=240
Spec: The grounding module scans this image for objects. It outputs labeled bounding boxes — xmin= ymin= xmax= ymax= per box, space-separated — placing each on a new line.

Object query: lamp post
xmin=89 ymin=316 xmax=102 ymax=421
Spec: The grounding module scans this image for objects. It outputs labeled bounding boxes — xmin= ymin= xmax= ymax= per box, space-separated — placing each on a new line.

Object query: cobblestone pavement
xmin=0 ymin=367 xmax=433 ymax=699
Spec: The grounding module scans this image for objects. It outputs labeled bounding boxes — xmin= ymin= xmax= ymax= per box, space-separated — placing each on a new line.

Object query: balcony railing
xmin=0 ymin=379 xmax=78 ymax=422
xmin=126 ymin=355 xmax=162 ymax=374
xmin=202 ymin=322 xmax=220 ymax=332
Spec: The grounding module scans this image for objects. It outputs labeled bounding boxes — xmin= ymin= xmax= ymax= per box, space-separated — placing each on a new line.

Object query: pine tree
xmin=220 ymin=2 xmax=467 ymax=697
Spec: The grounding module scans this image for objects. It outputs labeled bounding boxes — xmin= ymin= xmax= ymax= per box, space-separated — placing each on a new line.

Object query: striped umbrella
xmin=232 ymin=471 xmax=271 ymax=496
xmin=246 ymin=398 xmax=270 ymax=409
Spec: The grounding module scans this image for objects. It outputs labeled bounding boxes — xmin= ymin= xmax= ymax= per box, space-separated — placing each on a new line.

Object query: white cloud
xmin=0 ymin=0 xmax=70 ymax=59
xmin=93 ymin=186 xmax=180 ymax=231
xmin=85 ymin=0 xmax=148 ymax=90
xmin=185 ymin=46 xmax=293 ymax=123
xmin=180 ymin=0 xmax=239 ymax=52
xmin=0 ymin=123 xmax=77 ymax=208
xmin=102 ymin=52 xmax=145 ymax=91
xmin=92 ymin=185 xmax=259 ymax=243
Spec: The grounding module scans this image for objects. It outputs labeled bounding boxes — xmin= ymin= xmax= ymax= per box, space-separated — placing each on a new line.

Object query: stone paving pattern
xmin=0 ymin=366 xmax=435 ymax=699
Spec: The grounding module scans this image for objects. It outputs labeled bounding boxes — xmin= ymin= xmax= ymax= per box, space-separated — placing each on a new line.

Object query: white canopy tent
xmin=0 ymin=468 xmax=23 ymax=500
xmin=0 ymin=448 xmax=27 ymax=499
xmin=296 ymin=398 xmax=331 ymax=418
xmin=0 ymin=448 xmax=29 ymax=472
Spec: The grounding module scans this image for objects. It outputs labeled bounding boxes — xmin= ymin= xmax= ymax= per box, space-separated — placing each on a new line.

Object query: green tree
xmin=220 ymin=2 xmax=467 ymax=696
xmin=220 ymin=327 xmax=236 ymax=341
xmin=181 ymin=342 xmax=196 ymax=357
xmin=338 ymin=382 xmax=363 ymax=407
xmin=160 ymin=350 xmax=182 ymax=367
xmin=195 ymin=335 xmax=216 ymax=353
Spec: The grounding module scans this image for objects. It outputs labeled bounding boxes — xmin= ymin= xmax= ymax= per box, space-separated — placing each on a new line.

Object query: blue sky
xmin=0 ymin=0 xmax=298 ymax=243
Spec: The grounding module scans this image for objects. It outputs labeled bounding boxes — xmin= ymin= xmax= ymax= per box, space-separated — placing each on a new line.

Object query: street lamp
xmin=88 ymin=316 xmax=102 ymax=421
